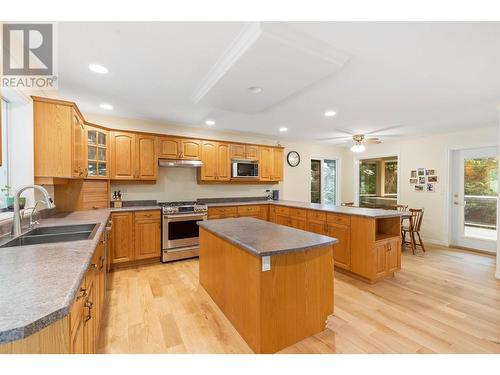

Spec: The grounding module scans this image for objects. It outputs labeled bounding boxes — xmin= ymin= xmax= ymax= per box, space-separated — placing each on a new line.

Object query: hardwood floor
xmin=97 ymin=245 xmax=500 ymax=354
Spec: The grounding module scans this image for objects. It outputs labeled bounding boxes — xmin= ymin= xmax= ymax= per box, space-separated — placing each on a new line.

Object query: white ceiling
xmin=58 ymin=22 xmax=500 ymax=144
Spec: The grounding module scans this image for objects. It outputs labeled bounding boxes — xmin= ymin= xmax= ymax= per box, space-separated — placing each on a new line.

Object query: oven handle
xmin=164 ymin=213 xmax=207 ymax=222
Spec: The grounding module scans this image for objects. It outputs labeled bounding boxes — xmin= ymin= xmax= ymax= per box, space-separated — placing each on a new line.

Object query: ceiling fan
xmin=317 ymin=125 xmax=402 ymax=152
xmin=350 ymin=134 xmax=381 ymax=153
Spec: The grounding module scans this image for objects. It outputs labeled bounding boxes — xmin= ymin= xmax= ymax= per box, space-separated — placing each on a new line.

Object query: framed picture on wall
xmin=415 ymin=184 xmax=425 ymax=192
xmin=410 ymin=170 xmax=417 ymax=178
xmin=417 ymin=168 xmax=425 ymax=176
xmin=418 ymin=176 xmax=426 ymax=184
xmin=425 ymin=168 xmax=436 ymax=176
xmin=426 ymin=183 xmax=436 ymax=192
xmin=427 ymin=175 xmax=438 ymax=183
xmin=409 ymin=178 xmax=418 ymax=184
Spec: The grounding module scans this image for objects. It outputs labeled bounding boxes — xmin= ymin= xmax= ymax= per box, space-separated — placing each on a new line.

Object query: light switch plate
xmin=262 ymin=256 xmax=271 ymax=272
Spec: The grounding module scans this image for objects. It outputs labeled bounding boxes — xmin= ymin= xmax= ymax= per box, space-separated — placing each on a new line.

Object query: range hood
xmin=159 ymin=159 xmax=203 ymax=168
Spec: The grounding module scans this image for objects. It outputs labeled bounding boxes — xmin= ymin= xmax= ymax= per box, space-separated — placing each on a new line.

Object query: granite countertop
xmin=206 ymin=200 xmax=402 ymax=218
xmin=0 ymin=209 xmax=111 ymax=344
xmin=198 ymin=217 xmax=338 ymax=257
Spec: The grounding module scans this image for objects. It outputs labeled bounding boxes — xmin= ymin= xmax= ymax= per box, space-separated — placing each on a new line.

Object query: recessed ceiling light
xmin=324 ymin=110 xmax=337 ymax=117
xmin=205 ymin=120 xmax=216 ymax=126
xmin=279 ymin=127 xmax=288 ymax=132
xmin=89 ymin=64 xmax=109 ymax=74
xmin=248 ymin=86 xmax=263 ymax=94
xmin=99 ymin=103 xmax=113 ymax=110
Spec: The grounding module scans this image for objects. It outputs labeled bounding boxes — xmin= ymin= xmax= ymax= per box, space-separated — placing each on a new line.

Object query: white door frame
xmin=309 ymin=156 xmax=341 ymax=205
xmin=449 ymin=145 xmax=498 ymax=253
xmin=352 ymin=152 xmax=400 ymax=206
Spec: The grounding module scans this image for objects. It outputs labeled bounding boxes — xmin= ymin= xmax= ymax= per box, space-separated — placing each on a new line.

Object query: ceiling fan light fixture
xmin=350 ymin=144 xmax=366 ymax=153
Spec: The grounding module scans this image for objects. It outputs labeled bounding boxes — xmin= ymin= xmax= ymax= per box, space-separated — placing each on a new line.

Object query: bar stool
xmin=401 ymin=208 xmax=425 ymax=254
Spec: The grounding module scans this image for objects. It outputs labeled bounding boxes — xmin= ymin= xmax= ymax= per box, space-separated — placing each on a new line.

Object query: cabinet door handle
xmin=77 ymin=287 xmax=87 ymax=300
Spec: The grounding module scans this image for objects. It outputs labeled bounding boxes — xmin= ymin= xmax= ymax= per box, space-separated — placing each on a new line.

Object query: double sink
xmin=0 ymin=223 xmax=99 ymax=248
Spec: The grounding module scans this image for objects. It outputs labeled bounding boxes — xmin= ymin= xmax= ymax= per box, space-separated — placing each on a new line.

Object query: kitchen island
xmin=198 ymin=217 xmax=337 ymax=353
xmin=206 ymin=200 xmax=403 ymax=284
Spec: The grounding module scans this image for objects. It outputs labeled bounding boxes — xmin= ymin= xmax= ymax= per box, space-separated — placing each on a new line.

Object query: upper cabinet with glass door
xmin=86 ymin=125 xmax=109 ymax=178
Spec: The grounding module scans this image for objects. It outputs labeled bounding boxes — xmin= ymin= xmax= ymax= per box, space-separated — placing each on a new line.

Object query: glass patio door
xmin=310 ymin=159 xmax=337 ymax=205
xmin=452 ymin=147 xmax=498 ymax=252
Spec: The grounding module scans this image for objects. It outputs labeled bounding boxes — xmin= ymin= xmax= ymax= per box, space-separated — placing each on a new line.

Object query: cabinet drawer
xmin=81 ymin=200 xmax=108 ymax=210
xmin=209 ymin=206 xmax=237 ymax=216
xmin=307 ymin=210 xmax=326 ymax=221
xmin=134 ymin=210 xmax=161 ymax=220
xmin=289 ymin=208 xmax=307 ymax=218
xmin=274 ymin=206 xmax=290 ymax=215
xmin=237 ymin=205 xmax=262 ymax=215
xmin=327 ymin=213 xmax=351 ymax=226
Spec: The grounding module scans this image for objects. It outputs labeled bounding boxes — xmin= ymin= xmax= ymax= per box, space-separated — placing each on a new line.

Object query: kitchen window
xmin=310 ymin=158 xmax=337 ymax=205
xmin=0 ymin=98 xmax=9 ymax=210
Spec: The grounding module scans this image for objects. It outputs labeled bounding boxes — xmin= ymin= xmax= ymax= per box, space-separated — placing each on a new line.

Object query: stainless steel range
xmin=159 ymin=201 xmax=208 ymax=262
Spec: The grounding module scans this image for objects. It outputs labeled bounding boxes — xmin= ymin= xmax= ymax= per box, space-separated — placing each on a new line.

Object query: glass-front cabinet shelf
xmin=86 ymin=126 xmax=109 ymax=178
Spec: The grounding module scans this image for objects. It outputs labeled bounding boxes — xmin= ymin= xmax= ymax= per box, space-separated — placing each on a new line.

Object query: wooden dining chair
xmin=401 ymin=208 xmax=425 ymax=254
xmin=341 ymin=202 xmax=354 ymax=207
xmin=395 ymin=204 xmax=408 ymax=212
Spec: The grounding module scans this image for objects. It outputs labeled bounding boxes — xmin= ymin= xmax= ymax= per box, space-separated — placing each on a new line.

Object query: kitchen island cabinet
xmin=207 ymin=200 xmax=402 ymax=283
xmin=198 ymin=217 xmax=337 ymax=353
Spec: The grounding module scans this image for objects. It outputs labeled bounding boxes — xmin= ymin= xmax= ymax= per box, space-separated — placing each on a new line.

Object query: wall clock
xmin=287 ymin=151 xmax=300 ymax=167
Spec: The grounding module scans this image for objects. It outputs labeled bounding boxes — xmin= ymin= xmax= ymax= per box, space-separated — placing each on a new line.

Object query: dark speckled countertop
xmin=198 ymin=217 xmax=338 ymax=256
xmin=206 ymin=200 xmax=402 ymax=219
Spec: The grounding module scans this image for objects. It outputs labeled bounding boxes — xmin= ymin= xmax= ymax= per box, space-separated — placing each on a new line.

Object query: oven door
xmin=163 ymin=213 xmax=206 ymax=249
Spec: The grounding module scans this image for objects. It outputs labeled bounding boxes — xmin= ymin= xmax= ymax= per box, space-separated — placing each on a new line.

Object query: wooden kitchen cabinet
xmin=54 ymin=179 xmax=109 ymax=211
xmin=230 ymin=144 xmax=259 ymax=160
xmin=72 ymin=109 xmax=86 ymax=178
xmin=111 ymin=212 xmax=134 ymax=264
xmin=208 ymin=206 xmax=238 ymax=219
xmin=259 ymin=147 xmax=283 ymax=182
xmin=327 ymin=223 xmax=351 ymax=270
xmin=110 ymin=210 xmax=161 ymax=266
xmin=110 ymin=131 xmax=136 ymax=179
xmin=110 ymin=131 xmax=157 ymax=180
xmin=136 ymin=134 xmax=158 ymax=180
xmin=259 ymin=147 xmax=272 ymax=181
xmin=158 ymin=137 xmax=201 ymax=160
xmin=134 ymin=211 xmax=161 ymax=260
xmin=86 ymin=125 xmax=109 ymax=179
xmin=199 ymin=141 xmax=230 ymax=182
xmin=33 ymin=99 xmax=74 ymax=179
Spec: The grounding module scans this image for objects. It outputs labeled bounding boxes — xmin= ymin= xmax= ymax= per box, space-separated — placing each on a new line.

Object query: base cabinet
xmin=327 ymin=223 xmax=351 ymax=270
xmin=111 ymin=210 xmax=161 ymax=266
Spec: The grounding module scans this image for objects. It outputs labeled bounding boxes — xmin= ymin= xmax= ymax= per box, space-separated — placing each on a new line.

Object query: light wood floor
xmin=97 ymin=245 xmax=500 ymax=354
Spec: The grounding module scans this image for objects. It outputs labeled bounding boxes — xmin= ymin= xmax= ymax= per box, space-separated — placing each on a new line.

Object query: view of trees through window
xmin=464 ymin=157 xmax=498 ymax=229
xmin=310 ymin=159 xmax=336 ymax=204
xmin=384 ymin=161 xmax=398 ymax=195
xmin=359 ymin=162 xmax=377 ymax=195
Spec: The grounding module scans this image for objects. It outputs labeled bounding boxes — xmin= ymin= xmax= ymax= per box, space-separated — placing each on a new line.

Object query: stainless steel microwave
xmin=232 ymin=160 xmax=259 ymax=178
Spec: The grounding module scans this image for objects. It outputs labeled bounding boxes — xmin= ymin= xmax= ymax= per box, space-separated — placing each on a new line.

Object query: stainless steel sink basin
xmin=26 ymin=224 xmax=98 ymax=236
xmin=0 ymin=223 xmax=100 ymax=248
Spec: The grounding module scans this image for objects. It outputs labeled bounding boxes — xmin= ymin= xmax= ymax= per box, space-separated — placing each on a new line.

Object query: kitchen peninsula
xmin=198 ymin=217 xmax=337 ymax=353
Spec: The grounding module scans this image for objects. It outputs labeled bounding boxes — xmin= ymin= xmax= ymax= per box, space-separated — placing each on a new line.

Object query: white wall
xmin=343 ymin=125 xmax=498 ymax=246
xmin=85 ymin=112 xmax=349 ymax=203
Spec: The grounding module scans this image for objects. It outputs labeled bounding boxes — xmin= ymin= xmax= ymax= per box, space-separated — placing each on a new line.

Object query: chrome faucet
xmin=12 ymin=185 xmax=56 ymax=236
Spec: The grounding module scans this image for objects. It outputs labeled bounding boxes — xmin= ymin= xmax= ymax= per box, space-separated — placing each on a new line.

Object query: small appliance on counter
xmin=265 ymin=190 xmax=273 ymax=201
xmin=272 ymin=190 xmax=280 ymax=201
xmin=112 ymin=191 xmax=122 ymax=208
